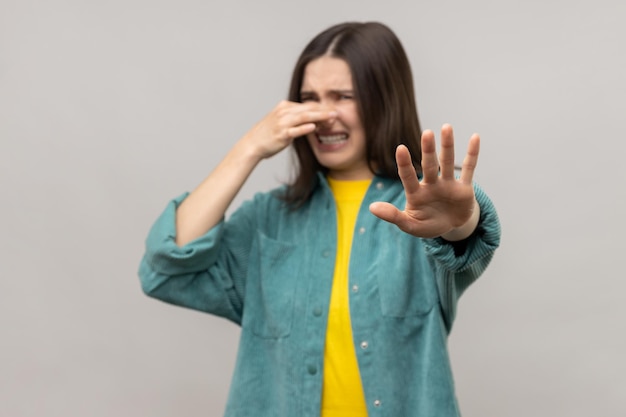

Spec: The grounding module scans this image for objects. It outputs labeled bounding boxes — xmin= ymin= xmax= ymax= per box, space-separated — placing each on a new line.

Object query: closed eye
xmin=299 ymin=91 xmax=354 ymax=102
xmin=332 ymin=90 xmax=354 ymax=100
xmin=299 ymin=92 xmax=318 ymax=103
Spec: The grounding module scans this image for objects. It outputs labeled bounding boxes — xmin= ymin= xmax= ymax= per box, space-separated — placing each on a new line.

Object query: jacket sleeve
xmin=137 ymin=193 xmax=257 ymax=325
xmin=422 ymin=184 xmax=502 ymax=330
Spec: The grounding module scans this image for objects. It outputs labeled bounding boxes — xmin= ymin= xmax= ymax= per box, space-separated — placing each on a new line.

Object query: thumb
xmin=369 ymin=202 xmax=401 ymax=224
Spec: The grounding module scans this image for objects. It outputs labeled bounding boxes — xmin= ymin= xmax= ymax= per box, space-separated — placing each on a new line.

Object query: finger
xmin=420 ymin=130 xmax=439 ymax=183
xmin=277 ymin=100 xmax=331 ymax=116
xmin=395 ymin=144 xmax=420 ymax=195
xmin=369 ymin=201 xmax=403 ymax=224
xmin=286 ymin=123 xmax=316 ymax=139
xmin=292 ymin=100 xmax=335 ymax=116
xmin=289 ymin=108 xmax=338 ymax=130
xmin=370 ymin=202 xmax=428 ymax=237
xmin=439 ymin=124 xmax=455 ymax=180
xmin=459 ymin=133 xmax=480 ymax=184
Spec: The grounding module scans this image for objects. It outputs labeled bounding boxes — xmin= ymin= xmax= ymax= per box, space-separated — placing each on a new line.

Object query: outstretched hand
xmin=369 ymin=124 xmax=480 ymax=241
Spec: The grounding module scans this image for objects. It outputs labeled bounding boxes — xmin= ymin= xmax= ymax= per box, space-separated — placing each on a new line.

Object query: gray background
xmin=1 ymin=0 xmax=625 ymax=416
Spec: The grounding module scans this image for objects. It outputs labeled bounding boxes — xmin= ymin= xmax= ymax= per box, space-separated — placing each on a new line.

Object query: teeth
xmin=318 ymin=134 xmax=347 ymax=144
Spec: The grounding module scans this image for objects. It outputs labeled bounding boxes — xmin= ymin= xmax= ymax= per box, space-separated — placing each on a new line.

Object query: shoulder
xmin=232 ymin=184 xmax=304 ymax=224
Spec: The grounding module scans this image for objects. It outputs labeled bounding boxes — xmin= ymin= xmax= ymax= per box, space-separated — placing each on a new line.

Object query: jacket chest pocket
xmin=242 ymin=232 xmax=299 ymax=339
xmin=375 ymin=254 xmax=438 ymax=317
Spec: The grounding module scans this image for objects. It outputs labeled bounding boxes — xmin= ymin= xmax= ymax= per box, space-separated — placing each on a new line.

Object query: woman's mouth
xmin=317 ymin=133 xmax=348 ymax=144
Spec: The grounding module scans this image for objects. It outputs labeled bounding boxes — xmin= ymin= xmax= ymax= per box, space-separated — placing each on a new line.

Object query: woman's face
xmin=300 ymin=56 xmax=372 ymax=180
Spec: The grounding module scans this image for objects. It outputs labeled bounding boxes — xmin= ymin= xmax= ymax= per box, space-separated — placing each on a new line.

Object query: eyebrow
xmin=299 ymin=89 xmax=354 ymax=96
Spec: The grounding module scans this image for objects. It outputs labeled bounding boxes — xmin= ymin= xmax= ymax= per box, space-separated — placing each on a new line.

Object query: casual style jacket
xmin=139 ymin=174 xmax=501 ymax=417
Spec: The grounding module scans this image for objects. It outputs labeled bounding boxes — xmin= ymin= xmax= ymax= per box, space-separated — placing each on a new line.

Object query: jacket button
xmin=360 ymin=341 xmax=369 ymax=350
xmin=376 ymin=182 xmax=384 ymax=190
xmin=307 ymin=365 xmax=317 ymax=375
xmin=313 ymin=307 xmax=323 ymax=317
xmin=374 ymin=399 xmax=381 ymax=407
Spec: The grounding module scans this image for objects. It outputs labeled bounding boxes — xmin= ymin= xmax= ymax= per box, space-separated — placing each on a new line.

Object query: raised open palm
xmin=369 ymin=124 xmax=480 ymax=240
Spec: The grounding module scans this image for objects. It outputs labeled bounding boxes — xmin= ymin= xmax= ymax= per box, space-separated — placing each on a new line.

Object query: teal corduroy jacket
xmin=139 ymin=174 xmax=501 ymax=417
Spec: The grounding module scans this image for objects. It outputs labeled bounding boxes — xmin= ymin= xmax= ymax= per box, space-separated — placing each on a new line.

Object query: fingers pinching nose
xmin=315 ymin=110 xmax=338 ymax=130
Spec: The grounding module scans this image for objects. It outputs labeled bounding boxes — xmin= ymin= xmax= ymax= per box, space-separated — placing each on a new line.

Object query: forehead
xmin=301 ymin=56 xmax=353 ymax=91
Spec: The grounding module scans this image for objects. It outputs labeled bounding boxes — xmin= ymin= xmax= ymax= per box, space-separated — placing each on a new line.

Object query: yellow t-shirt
xmin=322 ymin=177 xmax=371 ymax=417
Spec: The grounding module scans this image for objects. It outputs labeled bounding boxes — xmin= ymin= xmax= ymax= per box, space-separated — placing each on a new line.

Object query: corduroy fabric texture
xmin=139 ymin=173 xmax=501 ymax=417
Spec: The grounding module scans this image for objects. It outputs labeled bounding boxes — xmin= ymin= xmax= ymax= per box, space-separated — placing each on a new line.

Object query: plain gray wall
xmin=2 ymin=0 xmax=625 ymax=416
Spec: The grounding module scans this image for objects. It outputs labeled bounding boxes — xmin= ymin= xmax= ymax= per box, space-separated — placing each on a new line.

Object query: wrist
xmin=234 ymin=135 xmax=266 ymax=165
xmin=441 ymin=198 xmax=480 ymax=242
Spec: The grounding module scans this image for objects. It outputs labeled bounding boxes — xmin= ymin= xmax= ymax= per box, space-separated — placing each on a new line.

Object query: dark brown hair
xmin=282 ymin=21 xmax=422 ymax=207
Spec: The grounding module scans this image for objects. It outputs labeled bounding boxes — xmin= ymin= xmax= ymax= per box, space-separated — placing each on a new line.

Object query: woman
xmin=139 ymin=21 xmax=501 ymax=417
